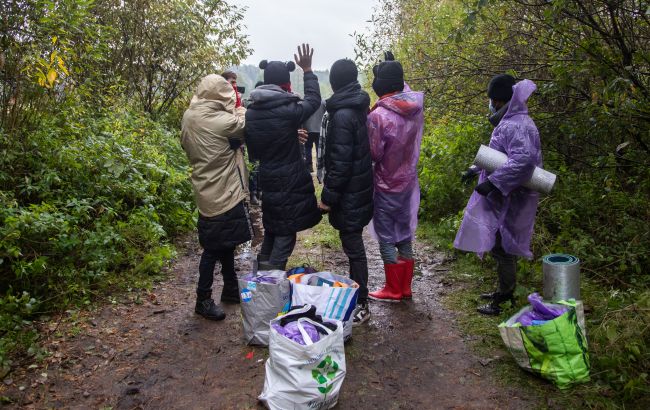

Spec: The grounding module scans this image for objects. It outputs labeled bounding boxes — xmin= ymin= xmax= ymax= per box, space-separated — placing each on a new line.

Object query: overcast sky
xmin=233 ymin=0 xmax=379 ymax=70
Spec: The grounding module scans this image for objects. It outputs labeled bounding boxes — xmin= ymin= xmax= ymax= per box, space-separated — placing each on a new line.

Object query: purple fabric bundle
xmin=272 ymin=321 xmax=320 ymax=345
xmin=516 ymin=293 xmax=568 ymax=326
xmin=242 ymin=271 xmax=285 ymax=284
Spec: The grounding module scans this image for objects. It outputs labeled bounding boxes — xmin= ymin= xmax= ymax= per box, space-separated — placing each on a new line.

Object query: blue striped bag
xmin=288 ymin=272 xmax=359 ymax=340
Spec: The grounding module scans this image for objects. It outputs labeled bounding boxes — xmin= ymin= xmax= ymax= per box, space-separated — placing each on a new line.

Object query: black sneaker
xmin=477 ymin=302 xmax=502 ymax=316
xmin=195 ymin=298 xmax=226 ymax=321
xmin=352 ymin=303 xmax=370 ymax=326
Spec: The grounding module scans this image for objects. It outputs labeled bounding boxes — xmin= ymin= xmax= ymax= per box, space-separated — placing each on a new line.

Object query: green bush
xmin=0 ymin=106 xmax=194 ymax=364
xmin=418 ymin=116 xmax=489 ymax=221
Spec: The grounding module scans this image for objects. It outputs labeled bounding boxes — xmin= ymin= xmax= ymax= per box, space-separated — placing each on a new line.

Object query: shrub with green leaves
xmin=0 ymin=107 xmax=194 ymax=364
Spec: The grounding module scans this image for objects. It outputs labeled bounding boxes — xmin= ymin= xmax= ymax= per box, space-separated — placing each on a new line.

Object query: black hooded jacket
xmin=245 ymin=72 xmax=322 ymax=235
xmin=321 ymin=81 xmax=374 ymax=232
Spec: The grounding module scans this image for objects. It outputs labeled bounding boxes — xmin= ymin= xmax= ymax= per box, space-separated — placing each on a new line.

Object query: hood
xmin=248 ymin=84 xmax=300 ymax=109
xmin=326 ymin=81 xmax=370 ymax=113
xmin=190 ymin=74 xmax=236 ymax=112
xmin=503 ymin=79 xmax=536 ymax=120
xmin=375 ymin=83 xmax=424 ymax=118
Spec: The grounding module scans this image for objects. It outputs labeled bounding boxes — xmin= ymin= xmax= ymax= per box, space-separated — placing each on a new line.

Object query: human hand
xmin=474 ymin=180 xmax=497 ymax=196
xmin=298 ymin=128 xmax=308 ymax=144
xmin=318 ymin=201 xmax=331 ymax=213
xmin=294 ymin=43 xmax=313 ymax=73
xmin=461 ymin=167 xmax=479 ymax=185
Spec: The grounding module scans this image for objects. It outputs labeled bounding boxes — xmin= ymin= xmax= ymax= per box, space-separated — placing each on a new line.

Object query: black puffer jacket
xmin=197 ymin=201 xmax=252 ymax=252
xmin=321 ymin=81 xmax=373 ymax=232
xmin=245 ymin=72 xmax=322 ymax=235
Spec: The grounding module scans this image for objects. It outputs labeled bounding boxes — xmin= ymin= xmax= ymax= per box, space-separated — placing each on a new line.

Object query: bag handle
xmin=296 ymin=317 xmax=334 ymax=346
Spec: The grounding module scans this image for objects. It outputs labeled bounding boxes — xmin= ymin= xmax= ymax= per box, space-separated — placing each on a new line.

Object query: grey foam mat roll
xmin=473 ymin=145 xmax=557 ymax=194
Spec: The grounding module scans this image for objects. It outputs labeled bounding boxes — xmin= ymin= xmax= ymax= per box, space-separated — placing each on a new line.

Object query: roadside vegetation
xmin=356 ymin=0 xmax=650 ymax=406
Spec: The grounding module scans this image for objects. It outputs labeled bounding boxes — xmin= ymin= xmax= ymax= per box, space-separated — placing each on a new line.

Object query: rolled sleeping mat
xmin=473 ymin=145 xmax=557 ymax=194
xmin=542 ymin=254 xmax=580 ymax=301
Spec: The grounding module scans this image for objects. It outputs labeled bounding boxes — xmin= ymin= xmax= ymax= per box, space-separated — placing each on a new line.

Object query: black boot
xmin=479 ymin=291 xmax=498 ymax=300
xmin=195 ymin=291 xmax=226 ymax=321
xmin=477 ymin=293 xmax=514 ymax=316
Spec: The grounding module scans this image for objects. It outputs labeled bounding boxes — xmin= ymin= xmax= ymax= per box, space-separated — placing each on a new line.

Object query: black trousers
xmin=491 ymin=232 xmax=517 ymax=296
xmin=259 ymin=232 xmax=297 ymax=269
xmin=339 ymin=230 xmax=369 ymax=303
xmin=197 ymin=248 xmax=236 ymax=295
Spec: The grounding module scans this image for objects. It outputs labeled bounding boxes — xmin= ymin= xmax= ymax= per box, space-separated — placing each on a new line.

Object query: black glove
xmin=228 ymin=137 xmax=242 ymax=150
xmin=461 ymin=168 xmax=479 ymax=185
xmin=474 ymin=180 xmax=497 ymax=196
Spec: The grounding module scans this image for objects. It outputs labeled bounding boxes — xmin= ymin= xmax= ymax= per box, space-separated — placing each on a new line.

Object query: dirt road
xmin=1 ymin=210 xmax=540 ymax=409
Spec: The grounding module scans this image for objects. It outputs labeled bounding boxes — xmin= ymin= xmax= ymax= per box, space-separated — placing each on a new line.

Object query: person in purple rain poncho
xmin=367 ymin=52 xmax=425 ymax=302
xmin=454 ymin=74 xmax=542 ymax=315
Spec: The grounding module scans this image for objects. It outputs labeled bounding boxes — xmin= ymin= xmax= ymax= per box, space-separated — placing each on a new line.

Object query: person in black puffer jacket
xmin=318 ymin=58 xmax=373 ymax=325
xmin=246 ymin=44 xmax=322 ymax=270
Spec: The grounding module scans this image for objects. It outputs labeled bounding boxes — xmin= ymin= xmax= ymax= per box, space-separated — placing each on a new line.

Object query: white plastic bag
xmin=259 ymin=310 xmax=346 ymax=410
xmin=289 ymin=272 xmax=358 ymax=340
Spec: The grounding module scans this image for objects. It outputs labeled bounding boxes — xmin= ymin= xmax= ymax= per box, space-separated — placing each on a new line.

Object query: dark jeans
xmin=378 ymin=240 xmax=414 ymax=264
xmin=249 ymin=162 xmax=259 ymax=195
xmin=492 ymin=232 xmax=517 ymax=296
xmin=197 ymin=248 xmax=236 ymax=295
xmin=259 ymin=232 xmax=297 ymax=269
xmin=339 ymin=230 xmax=369 ymax=304
xmin=303 ymin=132 xmax=319 ymax=171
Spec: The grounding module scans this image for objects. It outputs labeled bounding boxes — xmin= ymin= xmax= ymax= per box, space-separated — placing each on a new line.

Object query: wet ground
xmin=0 ymin=209 xmax=540 ymax=409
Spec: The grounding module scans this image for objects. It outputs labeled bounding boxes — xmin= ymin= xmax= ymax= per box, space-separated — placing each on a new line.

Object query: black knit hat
xmin=260 ymin=60 xmax=295 ymax=86
xmin=487 ymin=74 xmax=516 ymax=102
xmin=372 ymin=51 xmax=404 ymax=97
xmin=329 ymin=59 xmax=358 ymax=92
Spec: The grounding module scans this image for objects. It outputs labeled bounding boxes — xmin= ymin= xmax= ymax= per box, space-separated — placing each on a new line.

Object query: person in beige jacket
xmin=181 ymin=74 xmax=252 ymax=321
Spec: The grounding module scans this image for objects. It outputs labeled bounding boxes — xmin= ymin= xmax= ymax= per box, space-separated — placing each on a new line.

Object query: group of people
xmin=181 ymin=45 xmax=424 ymax=324
xmin=180 ymin=42 xmax=542 ymax=325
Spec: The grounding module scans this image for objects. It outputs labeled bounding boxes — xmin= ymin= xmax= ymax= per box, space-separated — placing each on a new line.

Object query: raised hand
xmin=294 ymin=43 xmax=314 ymax=73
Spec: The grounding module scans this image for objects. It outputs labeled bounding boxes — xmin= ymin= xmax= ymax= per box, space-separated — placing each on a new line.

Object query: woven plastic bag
xmin=238 ymin=270 xmax=291 ymax=346
xmin=259 ymin=308 xmax=346 ymax=410
xmin=499 ymin=298 xmax=590 ymax=389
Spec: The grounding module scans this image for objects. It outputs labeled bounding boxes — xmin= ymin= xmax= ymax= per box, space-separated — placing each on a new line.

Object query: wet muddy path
xmin=1 ymin=209 xmax=540 ymax=409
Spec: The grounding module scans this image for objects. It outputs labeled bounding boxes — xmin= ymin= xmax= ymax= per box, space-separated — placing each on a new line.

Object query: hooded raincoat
xmin=454 ymin=79 xmax=541 ymax=258
xmin=181 ymin=74 xmax=251 ymax=251
xmin=367 ymin=84 xmax=425 ymax=243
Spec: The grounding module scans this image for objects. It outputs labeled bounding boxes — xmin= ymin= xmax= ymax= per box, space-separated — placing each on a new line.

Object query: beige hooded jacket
xmin=181 ymin=74 xmax=247 ymax=217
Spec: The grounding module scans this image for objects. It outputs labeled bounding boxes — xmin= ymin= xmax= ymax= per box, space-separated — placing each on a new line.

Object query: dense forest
xmin=355 ymin=0 xmax=649 ymax=403
xmin=1 ymin=0 xmax=649 ymax=406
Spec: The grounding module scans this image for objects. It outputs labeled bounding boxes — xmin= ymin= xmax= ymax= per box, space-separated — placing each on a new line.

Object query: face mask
xmin=489 ymin=100 xmax=496 ymax=114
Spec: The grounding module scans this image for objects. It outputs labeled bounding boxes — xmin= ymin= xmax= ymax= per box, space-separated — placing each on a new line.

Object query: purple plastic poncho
xmin=454 ymin=80 xmax=541 ymax=258
xmin=367 ymin=84 xmax=425 ymax=243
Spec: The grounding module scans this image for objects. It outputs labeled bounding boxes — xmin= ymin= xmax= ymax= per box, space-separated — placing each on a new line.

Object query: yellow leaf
xmin=47 ymin=68 xmax=57 ymax=87
xmin=57 ymin=57 xmax=69 ymax=76
xmin=50 ymin=50 xmax=58 ymax=64
xmin=52 ymin=36 xmax=58 ymax=45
